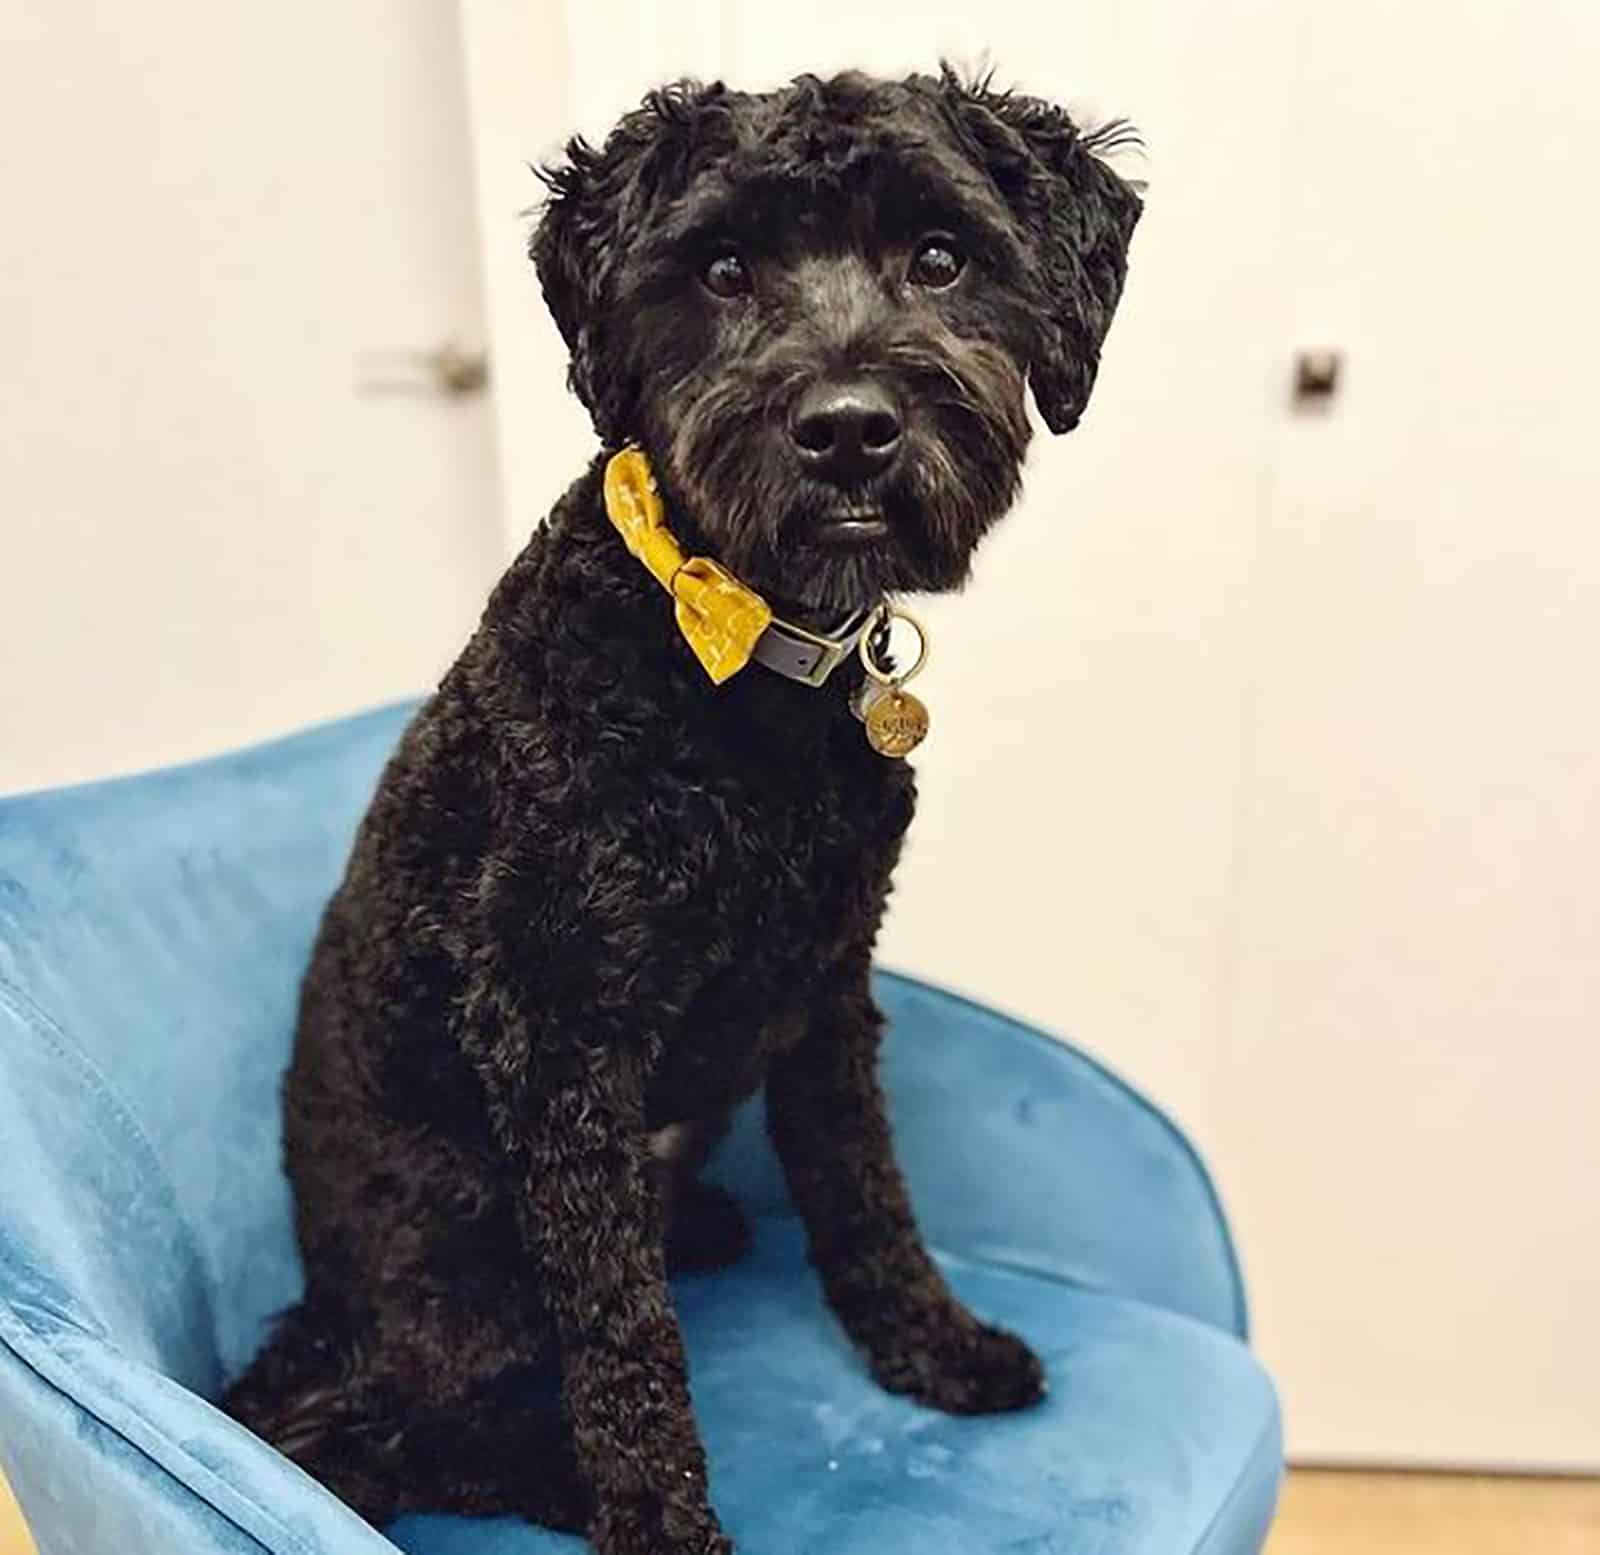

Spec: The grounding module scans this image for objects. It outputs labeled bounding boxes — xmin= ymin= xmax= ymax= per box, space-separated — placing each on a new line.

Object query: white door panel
xmin=2 ymin=3 xmax=503 ymax=792
xmin=1225 ymin=0 xmax=1600 ymax=1468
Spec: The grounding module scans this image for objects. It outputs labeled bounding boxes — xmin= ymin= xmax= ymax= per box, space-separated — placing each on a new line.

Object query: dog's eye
xmin=701 ymin=251 xmax=753 ymax=300
xmin=908 ymin=238 xmax=965 ymax=290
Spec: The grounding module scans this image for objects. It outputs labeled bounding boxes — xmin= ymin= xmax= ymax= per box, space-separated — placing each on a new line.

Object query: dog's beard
xmin=648 ymin=338 xmax=1032 ymax=615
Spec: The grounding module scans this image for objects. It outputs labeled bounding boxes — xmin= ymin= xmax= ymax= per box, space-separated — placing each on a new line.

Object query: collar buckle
xmin=750 ymin=606 xmax=876 ymax=688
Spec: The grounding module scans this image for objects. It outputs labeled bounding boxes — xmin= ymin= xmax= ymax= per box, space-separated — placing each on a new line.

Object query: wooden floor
xmin=3 ymin=1466 xmax=1598 ymax=1553
xmin=1269 ymin=1470 xmax=1600 ymax=1555
xmin=1 ymin=1473 xmax=32 ymax=1555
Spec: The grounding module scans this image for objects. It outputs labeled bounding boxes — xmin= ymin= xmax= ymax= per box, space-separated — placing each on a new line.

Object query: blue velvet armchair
xmin=0 ymin=704 xmax=1281 ymax=1554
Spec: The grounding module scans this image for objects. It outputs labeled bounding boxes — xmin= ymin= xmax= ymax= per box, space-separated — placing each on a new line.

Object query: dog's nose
xmin=790 ymin=381 xmax=902 ymax=485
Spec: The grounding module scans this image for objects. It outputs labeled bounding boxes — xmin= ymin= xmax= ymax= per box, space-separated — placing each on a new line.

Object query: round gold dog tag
xmin=864 ymin=688 xmax=930 ymax=758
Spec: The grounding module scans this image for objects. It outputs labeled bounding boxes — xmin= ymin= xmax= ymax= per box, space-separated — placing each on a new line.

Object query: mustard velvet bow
xmin=602 ymin=447 xmax=774 ymax=685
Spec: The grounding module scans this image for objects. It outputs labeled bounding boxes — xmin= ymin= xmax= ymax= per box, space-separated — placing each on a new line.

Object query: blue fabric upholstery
xmin=0 ymin=705 xmax=1281 ymax=1555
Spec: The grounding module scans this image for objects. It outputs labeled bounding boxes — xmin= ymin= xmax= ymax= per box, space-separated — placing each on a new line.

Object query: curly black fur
xmin=225 ymin=66 xmax=1140 ymax=1555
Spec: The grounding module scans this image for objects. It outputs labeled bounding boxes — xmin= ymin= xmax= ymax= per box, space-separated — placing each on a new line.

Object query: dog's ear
xmin=942 ymin=69 xmax=1144 ymax=434
xmin=530 ymin=141 xmax=608 ymax=426
xmin=531 ymin=83 xmax=715 ymax=439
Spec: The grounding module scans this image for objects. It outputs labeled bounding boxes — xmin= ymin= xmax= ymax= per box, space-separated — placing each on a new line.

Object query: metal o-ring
xmin=859 ymin=603 xmax=930 ymax=686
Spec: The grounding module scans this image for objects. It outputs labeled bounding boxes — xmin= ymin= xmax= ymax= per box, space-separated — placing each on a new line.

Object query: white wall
xmin=0 ymin=3 xmax=504 ymax=795
xmin=456 ymin=0 xmax=593 ymax=551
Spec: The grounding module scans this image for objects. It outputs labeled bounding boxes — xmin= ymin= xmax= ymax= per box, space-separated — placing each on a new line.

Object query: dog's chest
xmin=641 ymin=739 xmax=912 ymax=1118
xmin=706 ymin=742 xmax=907 ymax=954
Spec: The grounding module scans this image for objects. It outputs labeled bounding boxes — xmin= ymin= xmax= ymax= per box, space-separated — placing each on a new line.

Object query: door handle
xmin=1292 ymin=349 xmax=1341 ymax=405
xmin=357 ymin=341 xmax=489 ymax=397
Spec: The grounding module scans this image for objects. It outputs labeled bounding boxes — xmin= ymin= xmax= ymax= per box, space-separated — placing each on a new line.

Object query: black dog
xmin=225 ymin=66 xmax=1140 ymax=1555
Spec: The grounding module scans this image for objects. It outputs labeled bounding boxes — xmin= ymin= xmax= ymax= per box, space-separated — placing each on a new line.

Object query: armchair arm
xmin=0 ymin=989 xmax=401 ymax=1555
xmin=0 ymin=1312 xmax=401 ymax=1555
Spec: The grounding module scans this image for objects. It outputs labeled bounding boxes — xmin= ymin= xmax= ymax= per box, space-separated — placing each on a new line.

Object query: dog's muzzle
xmin=790 ymin=379 xmax=903 ymax=488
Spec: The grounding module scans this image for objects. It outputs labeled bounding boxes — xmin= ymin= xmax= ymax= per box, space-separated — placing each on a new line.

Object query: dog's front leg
xmin=504 ymin=1053 xmax=730 ymax=1555
xmin=767 ymin=963 xmax=1046 ymax=1416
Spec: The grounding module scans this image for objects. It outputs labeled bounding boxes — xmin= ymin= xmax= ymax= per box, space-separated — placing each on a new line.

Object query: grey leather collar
xmin=750 ymin=604 xmax=875 ymax=689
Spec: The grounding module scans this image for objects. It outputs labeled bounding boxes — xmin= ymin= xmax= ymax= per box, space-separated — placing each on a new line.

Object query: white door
xmin=1223 ymin=0 xmax=1600 ymax=1469
xmin=461 ymin=0 xmax=1600 ymax=1468
xmin=1 ymin=3 xmax=505 ymax=793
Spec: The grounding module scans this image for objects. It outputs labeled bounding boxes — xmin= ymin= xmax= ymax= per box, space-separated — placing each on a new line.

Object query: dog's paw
xmin=591 ymin=1491 xmax=733 ymax=1555
xmin=870 ymin=1316 xmax=1047 ymax=1416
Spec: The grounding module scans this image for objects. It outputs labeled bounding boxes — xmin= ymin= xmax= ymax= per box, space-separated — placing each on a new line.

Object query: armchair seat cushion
xmin=393 ymin=1220 xmax=1280 ymax=1555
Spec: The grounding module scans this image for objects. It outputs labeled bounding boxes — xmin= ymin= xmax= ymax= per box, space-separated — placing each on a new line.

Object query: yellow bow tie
xmin=602 ymin=447 xmax=773 ymax=685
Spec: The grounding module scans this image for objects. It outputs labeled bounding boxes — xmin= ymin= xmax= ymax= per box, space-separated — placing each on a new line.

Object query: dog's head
xmin=533 ymin=68 xmax=1142 ymax=612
